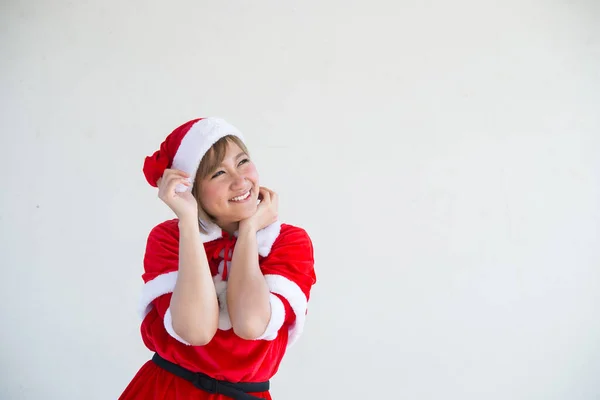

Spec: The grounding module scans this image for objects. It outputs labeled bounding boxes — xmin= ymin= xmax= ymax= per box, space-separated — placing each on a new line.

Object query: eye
xmin=211 ymin=171 xmax=225 ymax=179
xmin=238 ymin=158 xmax=250 ymax=166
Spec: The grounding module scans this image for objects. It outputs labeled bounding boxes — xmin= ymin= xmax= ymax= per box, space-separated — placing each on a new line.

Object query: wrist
xmin=238 ymin=220 xmax=257 ymax=236
xmin=178 ymin=216 xmax=200 ymax=231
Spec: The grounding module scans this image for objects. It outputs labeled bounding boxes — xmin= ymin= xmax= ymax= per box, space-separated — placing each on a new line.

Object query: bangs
xmin=195 ymin=135 xmax=249 ymax=180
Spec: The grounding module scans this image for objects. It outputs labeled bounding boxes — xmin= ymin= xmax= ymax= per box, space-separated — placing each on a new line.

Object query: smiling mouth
xmin=229 ymin=189 xmax=251 ymax=202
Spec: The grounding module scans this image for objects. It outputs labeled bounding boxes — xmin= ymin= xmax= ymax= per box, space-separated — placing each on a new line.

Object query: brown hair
xmin=191 ymin=135 xmax=250 ymax=233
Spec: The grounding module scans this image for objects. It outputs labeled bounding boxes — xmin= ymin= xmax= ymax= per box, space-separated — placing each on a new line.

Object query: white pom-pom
xmin=213 ymin=275 xmax=232 ymax=330
xmin=174 ymin=177 xmax=193 ymax=193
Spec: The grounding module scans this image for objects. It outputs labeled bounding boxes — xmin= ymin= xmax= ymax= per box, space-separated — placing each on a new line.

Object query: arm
xmin=227 ymin=223 xmax=271 ymax=339
xmin=259 ymin=225 xmax=316 ymax=346
xmin=169 ymin=217 xmax=219 ymax=345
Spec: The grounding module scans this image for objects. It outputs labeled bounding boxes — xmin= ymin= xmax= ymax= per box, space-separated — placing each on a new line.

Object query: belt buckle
xmin=193 ymin=373 xmax=219 ymax=394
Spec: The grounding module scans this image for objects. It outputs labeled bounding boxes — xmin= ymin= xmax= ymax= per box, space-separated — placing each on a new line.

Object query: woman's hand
xmin=157 ymin=169 xmax=198 ymax=221
xmin=239 ymin=187 xmax=278 ymax=233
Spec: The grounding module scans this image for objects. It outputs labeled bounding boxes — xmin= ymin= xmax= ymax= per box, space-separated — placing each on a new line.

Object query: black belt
xmin=152 ymin=353 xmax=269 ymax=400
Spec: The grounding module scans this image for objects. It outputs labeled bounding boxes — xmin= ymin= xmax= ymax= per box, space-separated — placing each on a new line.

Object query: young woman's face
xmin=198 ymin=140 xmax=260 ymax=227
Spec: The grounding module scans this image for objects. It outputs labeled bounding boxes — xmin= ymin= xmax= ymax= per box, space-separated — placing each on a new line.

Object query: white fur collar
xmin=198 ymin=219 xmax=282 ymax=257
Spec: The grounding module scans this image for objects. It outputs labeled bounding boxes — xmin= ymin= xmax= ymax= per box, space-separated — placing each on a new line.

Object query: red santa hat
xmin=143 ymin=117 xmax=245 ymax=192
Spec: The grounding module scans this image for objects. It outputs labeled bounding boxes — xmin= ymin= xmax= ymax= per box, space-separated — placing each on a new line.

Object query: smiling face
xmin=193 ymin=136 xmax=259 ymax=232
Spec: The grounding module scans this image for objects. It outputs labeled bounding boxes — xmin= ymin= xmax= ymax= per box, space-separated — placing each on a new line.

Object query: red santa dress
xmin=119 ymin=218 xmax=316 ymax=399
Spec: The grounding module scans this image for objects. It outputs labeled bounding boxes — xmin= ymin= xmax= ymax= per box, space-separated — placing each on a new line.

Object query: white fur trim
xmin=218 ymin=248 xmax=232 ymax=258
xmin=213 ymin=275 xmax=232 ymax=330
xmin=139 ymin=272 xmax=234 ymax=337
xmin=257 ymin=221 xmax=282 ymax=257
xmin=232 ymin=220 xmax=281 ymax=257
xmin=264 ymin=274 xmax=308 ymax=347
xmin=198 ymin=219 xmax=224 ymax=243
xmin=211 ymin=274 xmax=286 ymax=339
xmin=164 ymin=307 xmax=191 ymax=345
xmin=198 ymin=220 xmax=282 ymax=255
xmin=138 ymin=220 xmax=283 ymax=339
xmin=172 ymin=117 xmax=244 ymax=193
xmin=138 ymin=271 xmax=178 ymax=318
xmin=256 ymin=293 xmax=286 ymax=341
xmin=217 ymin=259 xmax=230 ymax=275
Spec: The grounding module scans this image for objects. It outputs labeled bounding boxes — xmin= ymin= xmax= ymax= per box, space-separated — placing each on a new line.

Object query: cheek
xmin=200 ymin=184 xmax=223 ymax=209
xmin=247 ymin=165 xmax=259 ymax=185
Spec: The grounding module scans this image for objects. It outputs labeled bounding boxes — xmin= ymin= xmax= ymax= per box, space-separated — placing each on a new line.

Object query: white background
xmin=1 ymin=1 xmax=599 ymax=399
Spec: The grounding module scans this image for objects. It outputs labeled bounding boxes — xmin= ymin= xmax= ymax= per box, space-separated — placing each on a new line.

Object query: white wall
xmin=1 ymin=1 xmax=599 ymax=399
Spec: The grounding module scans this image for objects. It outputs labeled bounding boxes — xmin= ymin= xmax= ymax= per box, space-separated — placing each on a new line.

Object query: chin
xmin=221 ymin=205 xmax=257 ymax=224
xmin=239 ymin=206 xmax=258 ymax=221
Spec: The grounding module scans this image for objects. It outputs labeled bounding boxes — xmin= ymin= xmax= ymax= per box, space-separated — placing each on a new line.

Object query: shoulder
xmin=270 ymin=223 xmax=313 ymax=255
xmin=143 ymin=219 xmax=180 ymax=278
xmin=260 ymin=223 xmax=317 ymax=293
xmin=262 ymin=223 xmax=314 ymax=267
xmin=276 ymin=223 xmax=312 ymax=244
xmin=148 ymin=219 xmax=180 ymax=239
xmin=144 ymin=219 xmax=180 ymax=248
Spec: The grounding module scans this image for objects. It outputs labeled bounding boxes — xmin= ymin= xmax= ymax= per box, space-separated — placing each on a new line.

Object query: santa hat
xmin=143 ymin=117 xmax=245 ymax=192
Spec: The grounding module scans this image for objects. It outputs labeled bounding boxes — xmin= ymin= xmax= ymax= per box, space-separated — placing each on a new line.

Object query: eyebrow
xmin=218 ymin=152 xmax=248 ymax=168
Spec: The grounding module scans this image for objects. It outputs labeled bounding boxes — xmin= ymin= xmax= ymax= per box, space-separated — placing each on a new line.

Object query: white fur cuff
xmin=139 ymin=271 xmax=178 ymax=318
xmin=164 ymin=307 xmax=191 ymax=345
xmin=256 ymin=293 xmax=286 ymax=341
xmin=263 ymin=274 xmax=308 ymax=347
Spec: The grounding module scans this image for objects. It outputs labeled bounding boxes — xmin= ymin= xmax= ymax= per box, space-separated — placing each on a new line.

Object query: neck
xmin=218 ymin=221 xmax=239 ymax=235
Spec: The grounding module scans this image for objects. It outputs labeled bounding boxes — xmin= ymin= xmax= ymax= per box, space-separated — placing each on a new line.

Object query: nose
xmin=230 ymin=172 xmax=246 ymax=190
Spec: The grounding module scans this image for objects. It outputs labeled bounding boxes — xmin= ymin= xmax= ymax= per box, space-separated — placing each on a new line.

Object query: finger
xmin=258 ymin=187 xmax=271 ymax=203
xmin=160 ymin=172 xmax=191 ymax=189
xmin=270 ymin=193 xmax=279 ymax=212
xmin=262 ymin=187 xmax=278 ymax=206
xmin=169 ymin=177 xmax=192 ymax=190
xmin=161 ymin=169 xmax=190 ymax=182
xmin=260 ymin=186 xmax=275 ymax=195
xmin=263 ymin=188 xmax=278 ymax=202
xmin=166 ymin=168 xmax=190 ymax=176
xmin=160 ymin=177 xmax=191 ymax=197
xmin=260 ymin=186 xmax=277 ymax=198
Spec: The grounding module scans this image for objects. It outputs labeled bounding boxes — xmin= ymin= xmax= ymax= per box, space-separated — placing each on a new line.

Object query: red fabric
xmin=120 ymin=220 xmax=316 ymax=399
xmin=272 ymin=293 xmax=295 ymax=325
xmin=142 ymin=118 xmax=203 ymax=187
xmin=119 ymin=360 xmax=272 ymax=400
xmin=259 ymin=226 xmax=316 ymax=305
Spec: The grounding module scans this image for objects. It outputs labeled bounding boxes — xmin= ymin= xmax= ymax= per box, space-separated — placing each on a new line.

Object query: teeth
xmin=230 ymin=190 xmax=250 ymax=202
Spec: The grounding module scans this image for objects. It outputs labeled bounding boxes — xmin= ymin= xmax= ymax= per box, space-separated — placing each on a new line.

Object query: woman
xmin=120 ymin=117 xmax=317 ymax=400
